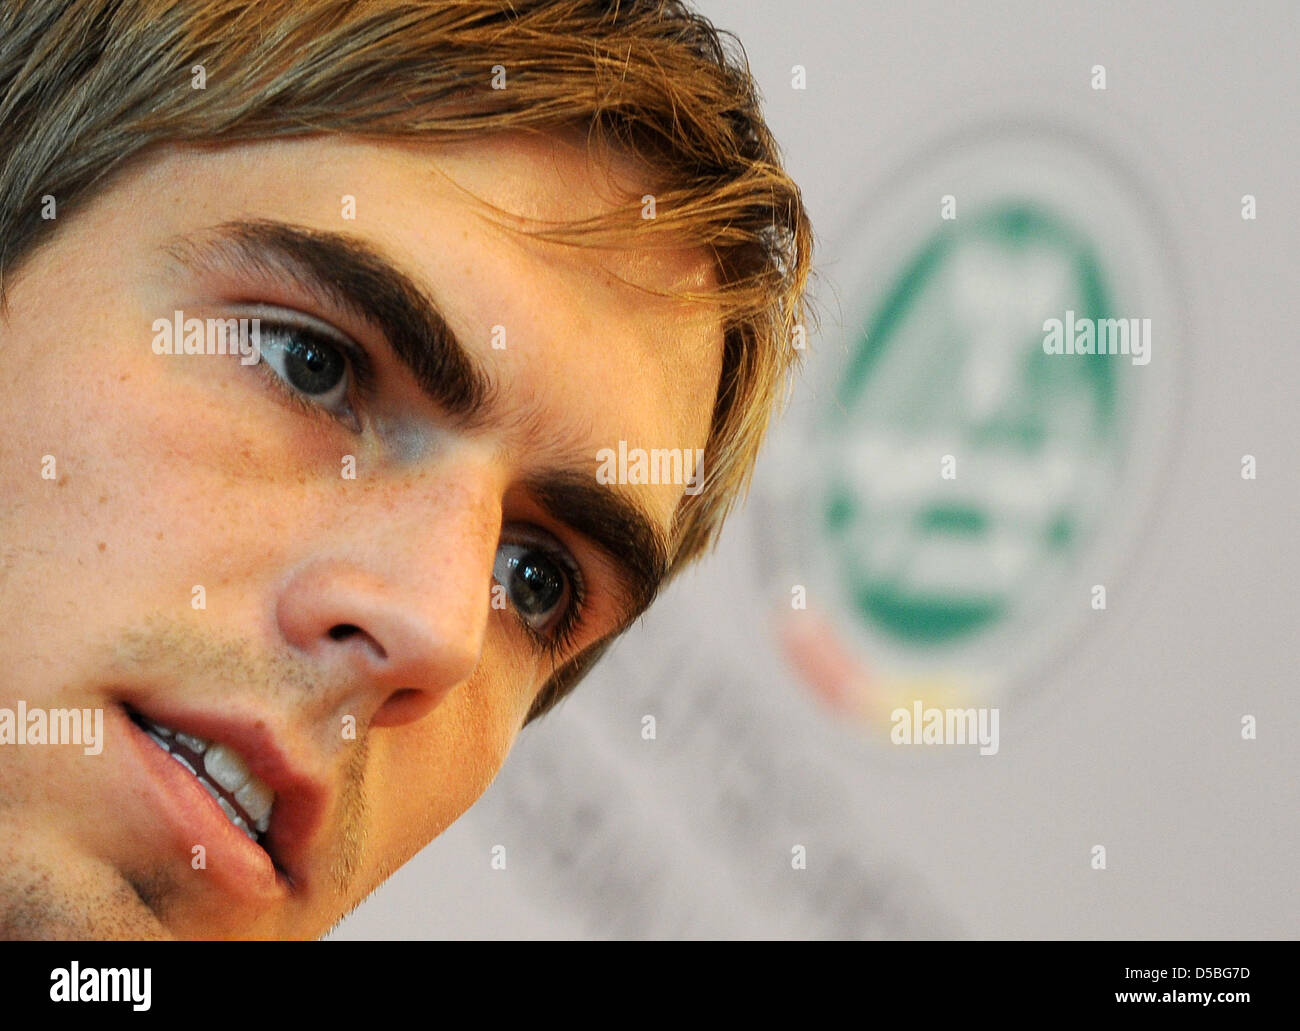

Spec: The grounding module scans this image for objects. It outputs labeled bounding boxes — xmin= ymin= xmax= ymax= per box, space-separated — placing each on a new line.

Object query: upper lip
xmin=125 ymin=700 xmax=330 ymax=893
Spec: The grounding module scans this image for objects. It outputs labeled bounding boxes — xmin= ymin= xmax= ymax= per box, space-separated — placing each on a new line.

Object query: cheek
xmin=360 ymin=674 xmax=522 ymax=870
xmin=0 ymin=310 xmax=166 ymax=617
xmin=0 ymin=323 xmax=205 ymax=574
xmin=0 ymin=278 xmax=329 ymax=675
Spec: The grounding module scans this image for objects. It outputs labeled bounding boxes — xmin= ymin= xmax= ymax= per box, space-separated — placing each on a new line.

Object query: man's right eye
xmin=258 ymin=324 xmax=355 ymax=416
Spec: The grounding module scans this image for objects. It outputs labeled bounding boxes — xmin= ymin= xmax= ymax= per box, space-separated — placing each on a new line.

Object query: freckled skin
xmin=0 ymin=132 xmax=723 ymax=939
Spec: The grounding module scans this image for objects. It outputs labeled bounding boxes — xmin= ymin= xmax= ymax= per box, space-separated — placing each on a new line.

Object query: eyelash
xmin=246 ymin=316 xmax=589 ymax=658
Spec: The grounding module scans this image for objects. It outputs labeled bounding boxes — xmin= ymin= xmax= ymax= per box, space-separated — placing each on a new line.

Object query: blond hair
xmin=0 ymin=0 xmax=813 ymax=719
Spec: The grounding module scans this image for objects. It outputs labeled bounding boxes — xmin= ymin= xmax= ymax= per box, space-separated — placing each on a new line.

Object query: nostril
xmin=327 ymin=623 xmax=389 ymax=662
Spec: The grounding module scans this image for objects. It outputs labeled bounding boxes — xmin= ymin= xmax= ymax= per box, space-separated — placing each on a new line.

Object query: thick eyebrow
xmin=526 ymin=469 xmax=670 ymax=627
xmin=166 ymin=218 xmax=491 ymax=421
xmin=164 ymin=218 xmax=673 ymax=628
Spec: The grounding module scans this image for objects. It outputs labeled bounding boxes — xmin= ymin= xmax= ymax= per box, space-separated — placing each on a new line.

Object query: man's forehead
xmin=378 ymin=131 xmax=726 ymax=455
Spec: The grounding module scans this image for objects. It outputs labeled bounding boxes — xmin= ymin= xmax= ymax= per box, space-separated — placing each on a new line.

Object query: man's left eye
xmin=493 ymin=543 xmax=573 ymax=635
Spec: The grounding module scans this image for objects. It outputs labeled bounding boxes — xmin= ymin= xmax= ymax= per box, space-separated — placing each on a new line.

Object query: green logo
xmin=822 ymin=202 xmax=1125 ymax=647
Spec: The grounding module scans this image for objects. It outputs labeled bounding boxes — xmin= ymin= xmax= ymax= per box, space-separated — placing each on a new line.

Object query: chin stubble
xmin=0 ymin=850 xmax=173 ymax=941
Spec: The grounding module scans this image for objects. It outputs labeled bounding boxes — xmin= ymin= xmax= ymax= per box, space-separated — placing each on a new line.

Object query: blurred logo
xmin=765 ymin=120 xmax=1185 ymax=742
xmin=826 ymin=201 xmax=1122 ymax=649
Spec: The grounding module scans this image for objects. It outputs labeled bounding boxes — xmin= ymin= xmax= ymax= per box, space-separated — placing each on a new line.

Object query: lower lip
xmin=118 ymin=705 xmax=288 ymax=904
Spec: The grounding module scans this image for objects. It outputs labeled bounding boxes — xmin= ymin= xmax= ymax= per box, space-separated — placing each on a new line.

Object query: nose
xmin=274 ymin=467 xmax=500 ymax=730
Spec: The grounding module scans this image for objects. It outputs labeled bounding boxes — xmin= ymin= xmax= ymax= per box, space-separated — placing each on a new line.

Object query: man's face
xmin=0 ymin=132 xmax=722 ymax=938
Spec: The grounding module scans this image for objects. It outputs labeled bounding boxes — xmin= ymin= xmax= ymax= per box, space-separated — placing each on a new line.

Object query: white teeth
xmin=175 ymin=732 xmax=209 ymax=754
xmin=145 ymin=729 xmax=172 ymax=750
xmin=234 ymin=779 xmax=274 ymax=824
xmin=137 ymin=715 xmax=276 ymax=842
xmin=203 ymin=743 xmax=250 ymax=792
